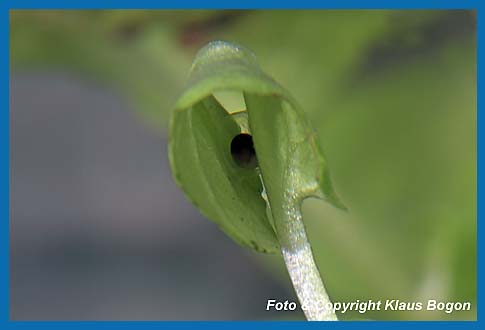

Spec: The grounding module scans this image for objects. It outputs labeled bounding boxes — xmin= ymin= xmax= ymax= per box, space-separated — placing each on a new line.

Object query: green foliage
xmin=169 ymin=41 xmax=343 ymax=253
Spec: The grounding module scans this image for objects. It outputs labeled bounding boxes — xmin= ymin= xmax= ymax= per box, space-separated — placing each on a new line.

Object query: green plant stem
xmin=278 ymin=199 xmax=338 ymax=321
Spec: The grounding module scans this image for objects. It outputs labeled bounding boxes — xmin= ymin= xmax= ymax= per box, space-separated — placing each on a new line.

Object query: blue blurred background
xmin=9 ymin=10 xmax=476 ymax=320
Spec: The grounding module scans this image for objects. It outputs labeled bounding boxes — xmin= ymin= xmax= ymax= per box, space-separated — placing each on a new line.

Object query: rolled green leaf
xmin=169 ymin=93 xmax=278 ymax=253
xmin=169 ymin=40 xmax=344 ymax=320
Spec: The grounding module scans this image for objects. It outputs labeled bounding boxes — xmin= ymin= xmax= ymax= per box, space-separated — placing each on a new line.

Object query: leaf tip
xmin=319 ymin=167 xmax=348 ymax=212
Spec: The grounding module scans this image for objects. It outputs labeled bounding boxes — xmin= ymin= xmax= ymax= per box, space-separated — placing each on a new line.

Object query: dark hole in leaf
xmin=231 ymin=134 xmax=258 ymax=169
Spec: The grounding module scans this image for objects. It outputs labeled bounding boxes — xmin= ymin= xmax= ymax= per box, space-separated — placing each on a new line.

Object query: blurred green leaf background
xmin=10 ymin=10 xmax=476 ymax=320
